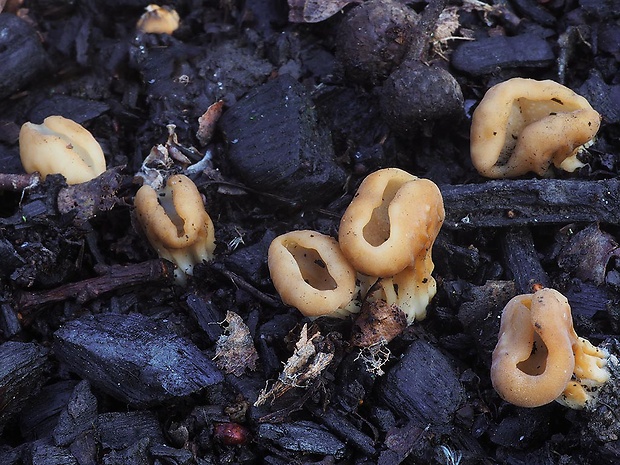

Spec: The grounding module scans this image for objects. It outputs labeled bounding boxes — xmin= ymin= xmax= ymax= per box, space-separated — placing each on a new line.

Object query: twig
xmin=16 ymin=259 xmax=175 ymax=325
xmin=0 ymin=172 xmax=40 ymax=191
xmin=441 ymin=178 xmax=620 ymax=229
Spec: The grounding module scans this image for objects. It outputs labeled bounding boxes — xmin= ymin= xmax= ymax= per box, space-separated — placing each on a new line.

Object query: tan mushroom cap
xmin=338 ymin=168 xmax=444 ymax=278
xmin=470 ymin=78 xmax=601 ymax=178
xmin=268 ymin=230 xmax=358 ymax=319
xmin=134 ymin=174 xmax=215 ymax=281
xmin=19 ymin=115 xmax=106 ymax=185
xmin=137 ymin=4 xmax=180 ymax=35
xmin=491 ymin=288 xmax=610 ymax=409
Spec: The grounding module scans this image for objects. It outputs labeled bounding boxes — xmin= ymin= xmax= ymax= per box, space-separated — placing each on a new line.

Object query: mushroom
xmin=339 ymin=168 xmax=444 ymax=323
xmin=134 ymin=174 xmax=215 ymax=283
xmin=137 ymin=4 xmax=180 ymax=35
xmin=491 ymin=288 xmax=610 ymax=409
xmin=470 ymin=78 xmax=601 ymax=178
xmin=268 ymin=230 xmax=359 ymax=319
xmin=19 ymin=115 xmax=106 ymax=185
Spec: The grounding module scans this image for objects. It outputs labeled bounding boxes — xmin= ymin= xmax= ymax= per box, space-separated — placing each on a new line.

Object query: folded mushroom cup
xmin=137 ymin=4 xmax=180 ymax=35
xmin=19 ymin=115 xmax=107 ymax=185
xmin=491 ymin=288 xmax=610 ymax=409
xmin=339 ymin=168 xmax=445 ymax=323
xmin=134 ymin=174 xmax=216 ymax=283
xmin=470 ymin=78 xmax=601 ymax=178
xmin=268 ymin=230 xmax=359 ymax=319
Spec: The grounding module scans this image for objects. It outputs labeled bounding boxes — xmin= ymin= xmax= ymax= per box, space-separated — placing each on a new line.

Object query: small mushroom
xmin=470 ymin=78 xmax=601 ymax=178
xmin=134 ymin=174 xmax=215 ymax=283
xmin=339 ymin=168 xmax=444 ymax=323
xmin=19 ymin=116 xmax=106 ymax=185
xmin=268 ymin=230 xmax=359 ymax=319
xmin=137 ymin=4 xmax=180 ymax=35
xmin=491 ymin=288 xmax=610 ymax=409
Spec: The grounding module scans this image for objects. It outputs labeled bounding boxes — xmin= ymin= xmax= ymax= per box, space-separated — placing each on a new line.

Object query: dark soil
xmin=1 ymin=0 xmax=620 ymax=464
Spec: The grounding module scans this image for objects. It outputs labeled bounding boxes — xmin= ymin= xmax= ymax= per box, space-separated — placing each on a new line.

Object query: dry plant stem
xmin=0 ymin=172 xmax=40 ymax=191
xmin=16 ymin=259 xmax=175 ymax=324
xmin=210 ymin=263 xmax=281 ymax=308
xmin=407 ymin=0 xmax=449 ymax=61
xmin=441 ymin=178 xmax=620 ymax=229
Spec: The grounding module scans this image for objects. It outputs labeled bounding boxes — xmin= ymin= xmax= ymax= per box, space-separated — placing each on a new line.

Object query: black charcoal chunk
xmin=149 ymin=444 xmax=194 ymax=464
xmin=223 ymin=230 xmax=276 ymax=286
xmin=100 ymin=437 xmax=150 ymax=465
xmin=53 ymin=313 xmax=223 ymax=407
xmin=185 ymin=293 xmax=224 ymax=344
xmin=219 ymin=74 xmax=346 ymax=204
xmin=29 ymin=440 xmax=77 ymax=465
xmin=27 ymin=95 xmax=110 ymax=125
xmin=501 ymin=227 xmax=550 ymax=293
xmin=0 ymin=238 xmax=26 ymax=277
xmin=258 ymin=421 xmax=346 ymax=459
xmin=0 ymin=302 xmax=22 ymax=339
xmin=19 ymin=380 xmax=79 ymax=441
xmin=96 ymin=412 xmax=162 ymax=450
xmin=451 ymin=34 xmax=554 ymax=76
xmin=53 ymin=381 xmax=98 ymax=447
xmin=0 ymin=14 xmax=49 ymax=100
xmin=308 ymin=405 xmax=376 ymax=456
xmin=579 ymin=72 xmax=620 ymax=125
xmin=0 ymin=341 xmax=50 ymax=435
xmin=379 ymin=339 xmax=465 ymax=425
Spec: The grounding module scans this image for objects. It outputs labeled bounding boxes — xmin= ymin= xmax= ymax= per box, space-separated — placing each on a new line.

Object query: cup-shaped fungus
xmin=491 ymin=288 xmax=610 ymax=409
xmin=137 ymin=4 xmax=180 ymax=35
xmin=268 ymin=230 xmax=359 ymax=319
xmin=134 ymin=174 xmax=215 ymax=282
xmin=470 ymin=78 xmax=601 ymax=178
xmin=339 ymin=168 xmax=444 ymax=323
xmin=19 ymin=116 xmax=106 ymax=185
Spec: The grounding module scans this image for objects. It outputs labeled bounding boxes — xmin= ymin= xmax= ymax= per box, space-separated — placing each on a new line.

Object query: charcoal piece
xmin=0 ymin=14 xmax=49 ymax=100
xmin=96 ymin=412 xmax=162 ymax=450
xmin=307 ymin=405 xmax=376 ymax=456
xmin=0 ymin=302 xmax=21 ymax=339
xmin=377 ymin=422 xmax=426 ymax=465
xmin=222 ymin=230 xmax=276 ymax=286
xmin=27 ymin=95 xmax=110 ymax=125
xmin=558 ymin=223 xmax=620 ymax=285
xmin=0 ymin=238 xmax=25 ymax=277
xmin=218 ymin=74 xmax=346 ymax=204
xmin=149 ymin=444 xmax=194 ymax=464
xmin=379 ymin=339 xmax=464 ymax=425
xmin=456 ymin=280 xmax=516 ymax=366
xmin=0 ymin=341 xmax=50 ymax=435
xmin=257 ymin=421 xmax=346 ymax=459
xmin=335 ymin=0 xmax=418 ymax=86
xmin=53 ymin=313 xmax=224 ymax=406
xmin=53 ymin=381 xmax=97 ymax=447
xmin=501 ymin=227 xmax=550 ymax=294
xmin=100 ymin=438 xmax=150 ymax=465
xmin=511 ymin=0 xmax=556 ymax=26
xmin=334 ymin=352 xmax=377 ymax=413
xmin=579 ymin=72 xmax=620 ymax=125
xmin=441 ymin=178 xmax=620 ymax=229
xmin=451 ymin=34 xmax=554 ymax=75
xmin=69 ymin=433 xmax=97 ymax=465
xmin=19 ymin=380 xmax=79 ymax=441
xmin=29 ymin=440 xmax=77 ymax=465
xmin=490 ymin=407 xmax=552 ymax=448
xmin=0 ymin=144 xmax=22 ymax=172
xmin=185 ymin=293 xmax=224 ymax=343
xmin=579 ymin=0 xmax=620 ymax=19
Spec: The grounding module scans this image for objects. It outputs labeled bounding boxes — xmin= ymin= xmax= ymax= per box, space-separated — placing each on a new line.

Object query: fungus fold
xmin=470 ymin=78 xmax=601 ymax=178
xmin=268 ymin=230 xmax=359 ymax=319
xmin=134 ymin=174 xmax=215 ymax=282
xmin=491 ymin=288 xmax=610 ymax=409
xmin=19 ymin=115 xmax=106 ymax=185
xmin=339 ymin=168 xmax=444 ymax=323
